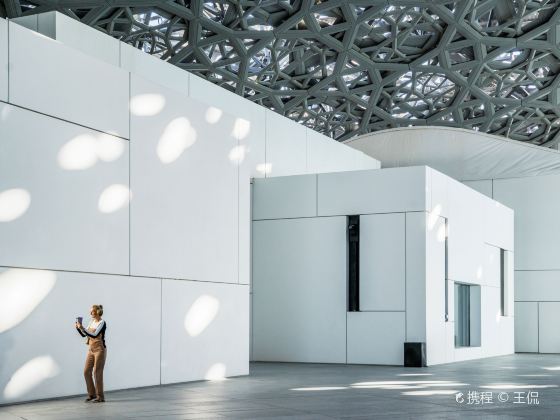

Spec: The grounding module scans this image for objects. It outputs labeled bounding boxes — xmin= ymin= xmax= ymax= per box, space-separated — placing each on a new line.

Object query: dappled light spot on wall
xmin=3 ymin=356 xmax=60 ymax=400
xmin=184 ymin=295 xmax=220 ymax=337
xmin=232 ymin=118 xmax=251 ymax=140
xmin=157 ymin=117 xmax=197 ymax=164
xmin=58 ymin=134 xmax=125 ymax=170
xmin=96 ymin=133 xmax=125 ymax=162
xmin=0 ymin=189 xmax=31 ymax=222
xmin=204 ymin=363 xmax=227 ymax=380
xmin=256 ymin=163 xmax=272 ymax=176
xmin=130 ymin=94 xmax=166 ymax=117
xmin=0 ymin=269 xmax=56 ymax=333
xmin=291 ymin=386 xmax=348 ymax=391
xmin=427 ymin=204 xmax=442 ymax=230
xmin=476 ymin=266 xmax=483 ymax=280
xmin=58 ymin=134 xmax=98 ymax=170
xmin=98 ymin=184 xmax=131 ymax=214
xmin=205 ymin=107 xmax=223 ymax=124
xmin=228 ymin=145 xmax=247 ymax=165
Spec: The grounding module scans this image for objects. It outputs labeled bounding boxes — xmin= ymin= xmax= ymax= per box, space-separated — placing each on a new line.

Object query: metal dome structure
xmin=3 ymin=0 xmax=560 ymax=145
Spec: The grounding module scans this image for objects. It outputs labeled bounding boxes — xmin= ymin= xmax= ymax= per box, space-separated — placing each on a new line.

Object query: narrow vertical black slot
xmin=444 ymin=219 xmax=449 ymax=322
xmin=500 ymin=248 xmax=505 ymax=316
xmin=347 ymin=215 xmax=360 ymax=312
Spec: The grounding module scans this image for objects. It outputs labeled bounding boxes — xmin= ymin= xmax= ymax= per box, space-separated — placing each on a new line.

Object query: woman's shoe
xmin=92 ymin=398 xmax=105 ymax=403
xmin=84 ymin=396 xmax=95 ymax=402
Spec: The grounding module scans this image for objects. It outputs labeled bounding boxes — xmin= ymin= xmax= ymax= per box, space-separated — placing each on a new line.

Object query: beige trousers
xmin=83 ymin=345 xmax=106 ymax=399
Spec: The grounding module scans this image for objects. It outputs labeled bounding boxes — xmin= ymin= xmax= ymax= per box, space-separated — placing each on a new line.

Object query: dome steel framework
xmin=2 ymin=0 xmax=560 ymax=145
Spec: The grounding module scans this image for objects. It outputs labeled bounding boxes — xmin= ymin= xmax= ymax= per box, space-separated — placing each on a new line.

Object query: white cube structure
xmin=252 ymin=166 xmax=514 ymax=366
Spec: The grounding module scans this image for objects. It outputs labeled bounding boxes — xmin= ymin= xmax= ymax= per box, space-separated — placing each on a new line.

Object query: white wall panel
xmin=347 ymin=312 xmax=405 ymax=365
xmin=318 ymin=167 xmax=428 ymax=216
xmin=13 ymin=12 xmax=120 ymax=66
xmin=161 ymin=280 xmax=249 ymax=384
xmin=0 ymin=18 xmax=7 ymax=102
xmin=120 ymin=43 xmax=189 ymax=95
xmin=481 ymin=286 xmax=514 ymax=356
xmin=483 ymin=244 xmax=501 ymax=288
xmin=462 ymin=180 xmax=493 ymax=198
xmin=130 ymin=75 xmax=238 ymax=283
xmin=425 ymin=216 xmax=446 ymax=365
xmin=515 ymin=270 xmax=560 ymax=301
xmin=252 ymin=217 xmax=347 ymax=363
xmin=494 ymin=175 xmax=560 ymax=270
xmin=307 ymin=129 xmax=363 ymax=174
xmin=265 ymin=110 xmax=307 ymax=177
xmin=50 ymin=12 xmax=120 ymax=66
xmin=359 ymin=151 xmax=382 ymax=170
xmin=514 ymin=302 xmax=538 ymax=352
xmin=189 ymin=73 xmax=267 ymax=286
xmin=0 ymin=269 xmax=160 ymax=405
xmin=360 ymin=213 xmax=405 ymax=311
xmin=0 ymin=103 xmax=129 ymax=274
xmin=539 ymin=302 xmax=560 ymax=353
xmin=9 ymin=23 xmax=129 ymax=138
xmin=405 ymin=212 xmax=426 ymax=342
xmin=252 ymin=175 xmax=316 ymax=220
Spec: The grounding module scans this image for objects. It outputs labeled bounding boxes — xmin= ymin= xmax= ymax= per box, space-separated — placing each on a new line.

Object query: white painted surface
xmin=120 ymin=43 xmax=189 ymax=95
xmin=252 ymin=175 xmax=317 ymax=220
xmin=161 ymin=280 xmax=249 ymax=384
xmin=514 ymin=302 xmax=538 ymax=352
xmin=0 ymin=18 xmax=7 ymax=102
xmin=0 ymin=103 xmax=129 ymax=274
xmin=188 ymin=73 xmax=267 ymax=286
xmin=494 ymin=174 xmax=560 ymax=271
xmin=515 ymin=271 xmax=560 ymax=301
xmin=129 ymin=75 xmax=238 ymax=283
xmin=405 ymin=212 xmax=426 ymax=343
xmin=0 ymin=269 xmax=160 ymax=405
xmin=13 ymin=12 xmax=120 ymax=66
xmin=9 ymin=22 xmax=129 ymax=137
xmin=318 ymin=166 xmax=428 ymax=216
xmin=265 ymin=110 xmax=307 ymax=177
xmin=54 ymin=12 xmax=120 ymax=66
xmin=538 ymin=302 xmax=560 ymax=353
xmin=307 ymin=129 xmax=368 ymax=174
xmin=252 ymin=217 xmax=347 ymax=363
xmin=359 ymin=213 xmax=405 ymax=311
xmin=425 ymin=216 xmax=446 ymax=365
xmin=346 ymin=312 xmax=405 ymax=365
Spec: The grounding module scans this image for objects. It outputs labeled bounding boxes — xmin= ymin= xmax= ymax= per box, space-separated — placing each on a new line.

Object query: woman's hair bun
xmin=98 ymin=304 xmax=103 ymax=309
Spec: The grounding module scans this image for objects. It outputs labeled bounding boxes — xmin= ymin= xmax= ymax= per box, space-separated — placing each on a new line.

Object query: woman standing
xmin=75 ymin=304 xmax=107 ymax=403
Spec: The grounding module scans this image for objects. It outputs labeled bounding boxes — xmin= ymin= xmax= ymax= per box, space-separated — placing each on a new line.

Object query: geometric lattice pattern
xmin=3 ymin=1 xmax=560 ymax=145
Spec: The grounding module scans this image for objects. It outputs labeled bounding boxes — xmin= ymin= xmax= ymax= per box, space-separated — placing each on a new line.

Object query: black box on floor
xmin=404 ymin=342 xmax=427 ymax=367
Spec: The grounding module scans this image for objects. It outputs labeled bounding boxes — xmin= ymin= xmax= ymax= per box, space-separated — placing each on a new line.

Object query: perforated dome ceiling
xmin=3 ymin=0 xmax=560 ymax=146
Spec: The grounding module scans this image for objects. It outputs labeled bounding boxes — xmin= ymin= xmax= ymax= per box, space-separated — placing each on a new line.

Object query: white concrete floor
xmin=1 ymin=354 xmax=560 ymax=419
